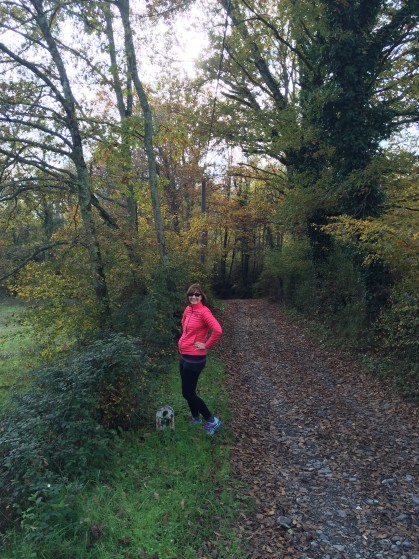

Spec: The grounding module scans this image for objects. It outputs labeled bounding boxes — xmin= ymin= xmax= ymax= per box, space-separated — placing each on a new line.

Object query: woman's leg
xmin=179 ymin=357 xmax=212 ymax=420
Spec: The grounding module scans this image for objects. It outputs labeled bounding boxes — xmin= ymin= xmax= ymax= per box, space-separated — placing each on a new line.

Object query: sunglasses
xmin=188 ymin=292 xmax=201 ymax=297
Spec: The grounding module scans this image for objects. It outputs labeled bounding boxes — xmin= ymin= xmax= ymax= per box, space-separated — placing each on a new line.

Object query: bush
xmin=313 ymin=245 xmax=368 ymax=342
xmin=0 ymin=333 xmax=150 ymax=534
xmin=373 ymin=277 xmax=418 ymax=361
xmin=10 ymin=259 xmax=101 ymax=355
xmin=256 ymin=239 xmax=316 ymax=312
xmin=113 ymin=264 xmax=187 ymax=354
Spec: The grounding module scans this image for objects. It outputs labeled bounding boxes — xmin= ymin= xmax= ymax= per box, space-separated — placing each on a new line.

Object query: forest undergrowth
xmin=1 ymin=340 xmax=244 ymax=559
xmin=1 ymin=295 xmax=418 ymax=559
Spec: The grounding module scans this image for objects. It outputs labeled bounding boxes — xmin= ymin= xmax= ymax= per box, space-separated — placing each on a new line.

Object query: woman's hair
xmin=185 ymin=283 xmax=207 ymax=305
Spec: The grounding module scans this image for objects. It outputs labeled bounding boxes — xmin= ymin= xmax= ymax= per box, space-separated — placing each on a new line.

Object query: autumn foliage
xmin=0 ymin=0 xmax=417 ymax=390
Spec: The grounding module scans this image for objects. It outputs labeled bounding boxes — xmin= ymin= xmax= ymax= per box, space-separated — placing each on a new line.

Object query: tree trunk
xmin=32 ymin=0 xmax=112 ymax=329
xmin=116 ymin=0 xmax=169 ymax=268
xmin=104 ymin=7 xmax=138 ymax=232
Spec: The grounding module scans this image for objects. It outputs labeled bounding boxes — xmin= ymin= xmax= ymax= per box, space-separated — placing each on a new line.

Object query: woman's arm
xmin=202 ymin=308 xmax=222 ymax=349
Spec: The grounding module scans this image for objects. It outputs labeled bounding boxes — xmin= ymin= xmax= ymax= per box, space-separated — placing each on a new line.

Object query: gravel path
xmin=218 ymin=299 xmax=419 ymax=559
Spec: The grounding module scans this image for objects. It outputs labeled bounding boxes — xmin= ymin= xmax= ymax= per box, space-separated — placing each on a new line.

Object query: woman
xmin=178 ymin=283 xmax=223 ymax=435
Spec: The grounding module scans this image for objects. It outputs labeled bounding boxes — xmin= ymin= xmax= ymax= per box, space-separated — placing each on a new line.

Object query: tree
xmin=296 ymin=0 xmax=419 ymax=217
xmin=203 ymin=0 xmax=418 ymax=247
xmin=196 ymin=0 xmax=418 ymax=349
xmin=113 ymin=0 xmax=169 ymax=267
xmin=0 ymin=0 xmax=112 ymax=328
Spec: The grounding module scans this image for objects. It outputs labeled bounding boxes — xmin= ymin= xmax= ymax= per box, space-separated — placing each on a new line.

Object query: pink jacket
xmin=178 ymin=301 xmax=222 ymax=356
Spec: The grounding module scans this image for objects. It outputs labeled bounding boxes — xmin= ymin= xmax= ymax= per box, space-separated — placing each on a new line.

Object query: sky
xmin=138 ymin=2 xmax=210 ymax=82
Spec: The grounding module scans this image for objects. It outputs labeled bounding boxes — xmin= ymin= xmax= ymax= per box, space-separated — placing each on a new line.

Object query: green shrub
xmin=313 ymin=244 xmax=368 ymax=341
xmin=113 ymin=265 xmax=187 ymax=354
xmin=10 ymin=259 xmax=101 ymax=356
xmin=9 ymin=482 xmax=84 ymax=547
xmin=258 ymin=238 xmax=390 ymax=345
xmin=0 ymin=333 xmax=150 ymax=534
xmin=256 ymin=239 xmax=316 ymax=312
xmin=373 ymin=277 xmax=418 ymax=361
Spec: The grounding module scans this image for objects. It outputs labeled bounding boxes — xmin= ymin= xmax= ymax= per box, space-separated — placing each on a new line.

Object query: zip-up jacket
xmin=178 ymin=301 xmax=222 ymax=356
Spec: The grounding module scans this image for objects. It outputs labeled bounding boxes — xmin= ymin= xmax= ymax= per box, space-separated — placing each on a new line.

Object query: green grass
xmin=0 ymin=298 xmax=38 ymax=404
xmin=1 ymin=357 xmax=250 ymax=559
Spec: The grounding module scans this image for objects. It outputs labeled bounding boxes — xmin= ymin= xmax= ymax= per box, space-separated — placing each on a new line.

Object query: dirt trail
xmin=218 ymin=299 xmax=419 ymax=559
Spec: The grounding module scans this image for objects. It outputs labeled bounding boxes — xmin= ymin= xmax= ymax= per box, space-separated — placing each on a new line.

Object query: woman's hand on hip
xmin=193 ymin=341 xmax=206 ymax=350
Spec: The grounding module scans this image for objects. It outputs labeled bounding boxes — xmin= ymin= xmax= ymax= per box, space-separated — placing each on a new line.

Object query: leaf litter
xmin=218 ymin=299 xmax=419 ymax=559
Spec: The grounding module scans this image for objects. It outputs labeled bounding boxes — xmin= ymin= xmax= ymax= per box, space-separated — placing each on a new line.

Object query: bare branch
xmin=0 ymin=241 xmax=70 ymax=283
xmin=91 ymin=194 xmax=120 ymax=229
xmin=0 ymin=146 xmax=75 ymax=177
xmin=238 ymin=161 xmax=287 ymax=179
xmin=0 ymin=117 xmax=73 ymax=148
xmin=1 ymin=134 xmax=72 ymax=157
xmin=240 ymin=0 xmax=314 ymax=71
xmin=0 ymin=41 xmax=67 ymax=108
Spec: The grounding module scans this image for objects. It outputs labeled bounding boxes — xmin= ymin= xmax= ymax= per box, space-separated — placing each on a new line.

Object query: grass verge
xmin=2 ymin=356 xmax=249 ymax=559
xmin=0 ymin=298 xmax=38 ymax=405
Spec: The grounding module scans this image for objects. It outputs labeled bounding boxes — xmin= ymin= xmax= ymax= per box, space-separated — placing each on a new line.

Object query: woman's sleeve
xmin=202 ymin=309 xmax=222 ymax=349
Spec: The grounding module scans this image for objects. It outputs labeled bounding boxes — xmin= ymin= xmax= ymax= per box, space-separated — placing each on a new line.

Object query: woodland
xmin=0 ymin=0 xmax=418 ymax=361
xmin=0 ymin=0 xmax=418 ymax=553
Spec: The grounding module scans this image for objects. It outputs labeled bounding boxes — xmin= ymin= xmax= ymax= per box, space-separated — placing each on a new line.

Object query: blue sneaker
xmin=204 ymin=416 xmax=221 ymax=435
xmin=190 ymin=416 xmax=203 ymax=426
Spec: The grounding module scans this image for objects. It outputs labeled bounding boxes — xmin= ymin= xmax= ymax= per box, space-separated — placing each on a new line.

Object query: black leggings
xmin=179 ymin=355 xmax=212 ymax=421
